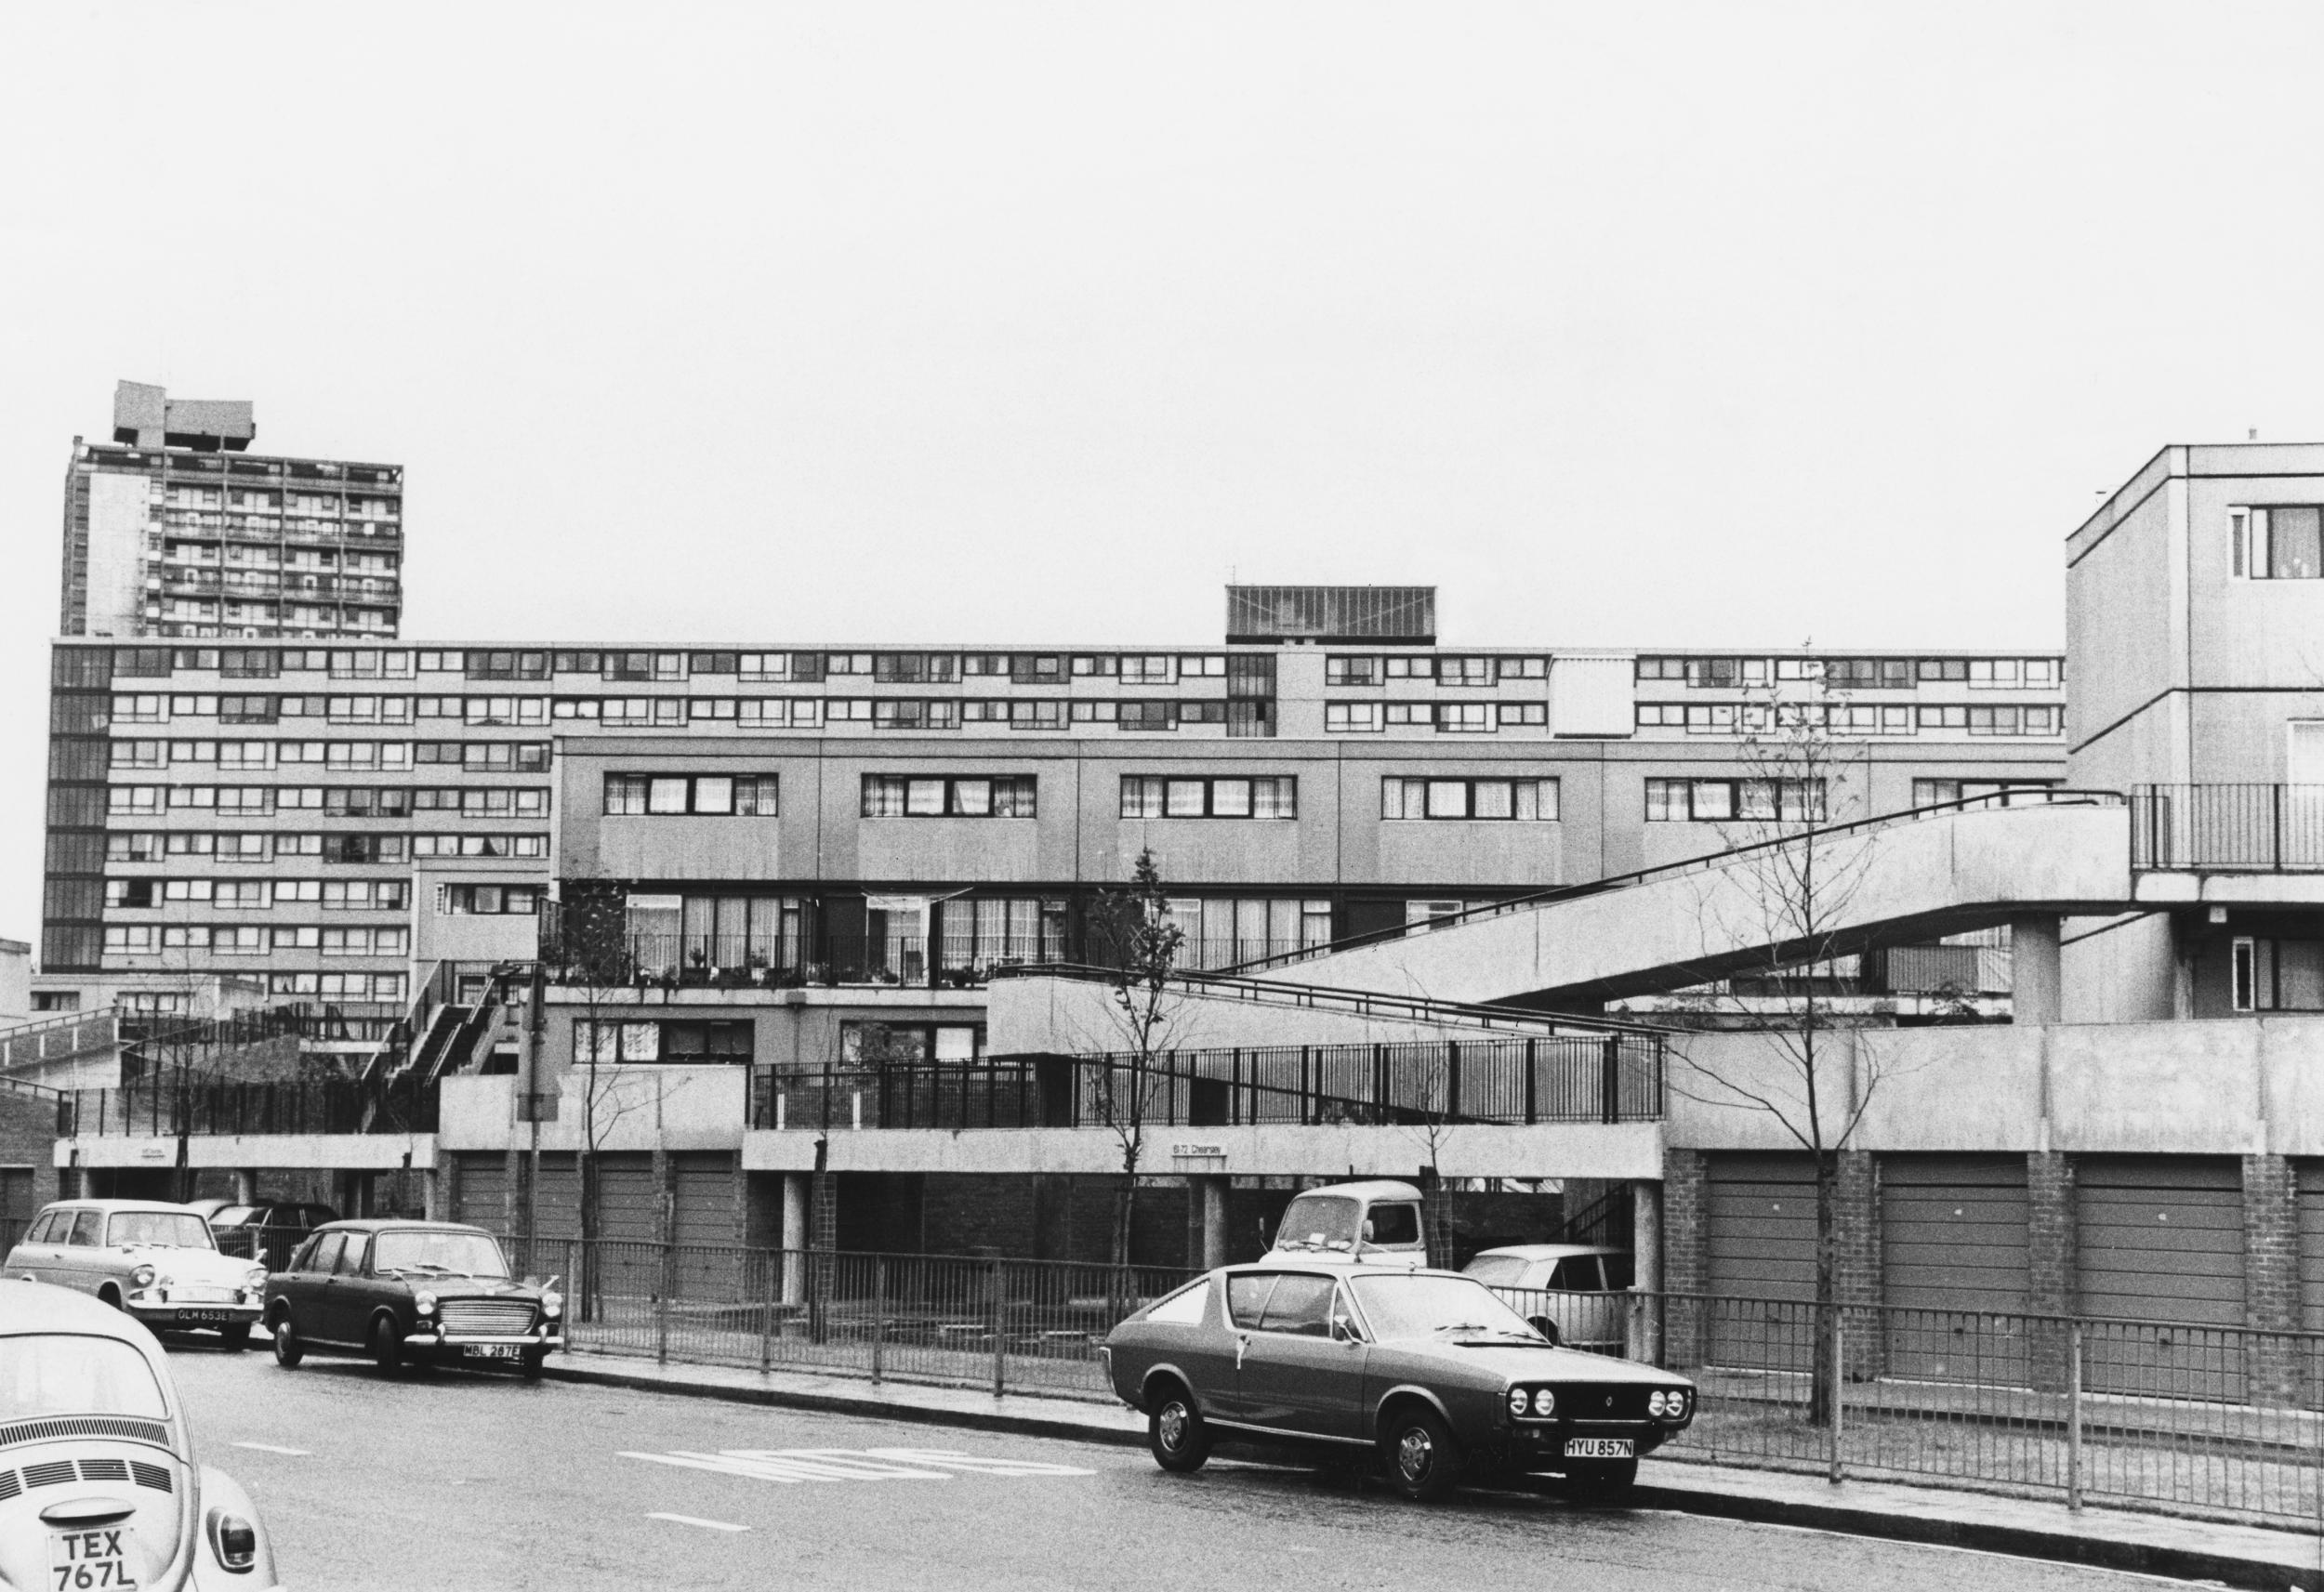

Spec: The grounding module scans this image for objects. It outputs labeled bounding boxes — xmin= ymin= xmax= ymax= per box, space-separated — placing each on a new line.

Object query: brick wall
xmin=1662 ymin=1148 xmax=1708 ymax=1297
xmin=2026 ymin=1151 xmax=2075 ymax=1392
xmin=2243 ymin=1154 xmax=2302 ymax=1405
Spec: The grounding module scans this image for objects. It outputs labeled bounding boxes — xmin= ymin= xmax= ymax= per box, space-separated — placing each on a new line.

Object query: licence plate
xmin=465 ymin=1345 xmax=522 ymax=1361
xmin=177 ymin=1310 xmax=231 ymax=1325
xmin=1564 ymin=1438 xmax=1634 ymax=1460
xmin=51 ymin=1526 xmax=139 ymax=1589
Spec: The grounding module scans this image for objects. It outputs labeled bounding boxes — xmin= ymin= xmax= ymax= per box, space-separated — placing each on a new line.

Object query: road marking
xmin=231 ymin=1442 xmax=310 ymax=1456
xmin=621 ymin=1447 xmax=1096 ymax=1486
xmin=646 ymin=1513 xmax=749 ymax=1533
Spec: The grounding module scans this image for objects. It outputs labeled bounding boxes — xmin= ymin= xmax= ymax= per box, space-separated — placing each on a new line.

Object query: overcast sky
xmin=4 ymin=3 xmax=2321 ymax=951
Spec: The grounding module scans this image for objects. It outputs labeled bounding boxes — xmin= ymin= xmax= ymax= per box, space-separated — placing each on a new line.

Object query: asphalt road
xmin=164 ymin=1342 xmax=2189 ymax=1592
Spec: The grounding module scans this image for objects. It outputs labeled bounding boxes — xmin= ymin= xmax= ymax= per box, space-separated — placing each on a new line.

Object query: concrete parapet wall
xmin=986 ymin=971 xmax=1552 ymax=1056
xmin=58 ymin=1134 xmax=436 ymax=1171
xmin=440 ymin=1067 xmax=747 ymax=1153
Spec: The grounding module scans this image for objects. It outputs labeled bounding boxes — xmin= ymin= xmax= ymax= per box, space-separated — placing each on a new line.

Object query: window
xmin=1911 ymin=779 xmax=2058 ymax=809
xmin=860 ymin=775 xmax=1037 ymax=817
xmin=938 ymin=897 xmax=1069 ymax=974
xmin=603 ymin=773 xmax=776 ymax=815
xmin=1645 ymin=777 xmax=1826 ymax=822
xmin=1435 ymin=656 xmax=1496 ymax=687
xmin=1326 ymin=703 xmax=1381 ymax=733
xmin=872 ymin=699 xmax=960 ymax=730
xmin=2232 ymin=936 xmax=2324 ymax=1010
xmin=2235 ymin=507 xmax=2324 ymax=580
xmin=1381 ymin=778 xmax=1559 ymax=821
xmin=1327 ymin=656 xmax=1382 ymax=686
xmin=438 ymin=884 xmax=544 ymax=915
xmin=1498 ymin=703 xmax=1548 ymax=727
xmin=577 ymin=1020 xmax=748 ymax=1063
xmin=1160 ymin=897 xmax=1333 ymax=967
xmin=1118 ymin=776 xmax=1297 ymax=819
xmin=1434 ymin=704 xmax=1493 ymax=732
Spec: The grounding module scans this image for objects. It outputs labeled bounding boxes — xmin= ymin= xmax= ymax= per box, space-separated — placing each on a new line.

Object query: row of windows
xmin=108 ymin=785 xmax=549 ymax=818
xmin=1644 ymin=778 xmax=1829 ymax=822
xmin=1324 ymin=703 xmax=1549 ymax=733
xmin=438 ymin=883 xmax=545 ymax=915
xmin=861 ymin=776 xmax=1038 ymax=818
xmin=1635 ymin=703 xmax=2063 ymax=736
xmin=99 ymin=832 xmax=548 ymax=862
xmin=1325 ymin=656 xmax=1550 ymax=686
xmin=1119 ymin=777 xmax=1299 ymax=820
xmin=106 ymin=878 xmax=409 ymax=909
xmin=1634 ymin=656 xmax=2063 ymax=688
xmin=1380 ymin=779 xmax=1560 ymax=822
xmin=576 ymin=1019 xmax=757 ymax=1064
xmin=103 ymin=925 xmax=410 ymax=954
xmin=601 ymin=775 xmax=780 ymax=817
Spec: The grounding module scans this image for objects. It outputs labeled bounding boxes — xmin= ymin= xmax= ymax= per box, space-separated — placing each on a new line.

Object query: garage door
xmin=1704 ymin=1154 xmax=1817 ymax=1371
xmin=1881 ymin=1155 xmax=2031 ymax=1383
xmin=2076 ymin=1158 xmax=2245 ymax=1401
xmin=452 ymin=1153 xmax=508 ymax=1231
xmin=671 ymin=1154 xmax=742 ymax=1300
xmin=2298 ymin=1162 xmax=2324 ymax=1335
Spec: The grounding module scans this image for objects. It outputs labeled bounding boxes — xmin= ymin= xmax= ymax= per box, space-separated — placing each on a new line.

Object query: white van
xmin=1263 ymin=1179 xmax=1430 ymax=1269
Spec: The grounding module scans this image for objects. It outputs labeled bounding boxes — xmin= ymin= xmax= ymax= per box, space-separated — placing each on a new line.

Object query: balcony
xmin=547 ymin=933 xmax=1071 ymax=992
xmin=59 ymin=1075 xmax=439 ymax=1138
xmin=2132 ymin=784 xmax=2324 ymax=872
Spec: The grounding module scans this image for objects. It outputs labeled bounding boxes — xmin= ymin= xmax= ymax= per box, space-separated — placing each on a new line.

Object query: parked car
xmin=209 ymin=1202 xmax=339 ymax=1271
xmin=0 ymin=1278 xmax=283 ymax=1588
xmin=1263 ymin=1180 xmax=1430 ymax=1269
xmin=1102 ymin=1260 xmax=1694 ymax=1501
xmin=4 ymin=1200 xmax=268 ymax=1349
xmin=264 ymin=1219 xmax=564 ymax=1378
xmin=1461 ymin=1244 xmax=1637 ymax=1353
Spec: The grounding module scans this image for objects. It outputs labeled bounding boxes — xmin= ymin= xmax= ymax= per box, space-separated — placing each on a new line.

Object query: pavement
xmin=542 ymin=1349 xmax=2324 ymax=1591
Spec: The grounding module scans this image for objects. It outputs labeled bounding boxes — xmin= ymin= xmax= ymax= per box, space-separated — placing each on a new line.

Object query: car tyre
xmin=1147 ymin=1387 xmax=1211 ymax=1474
xmin=1567 ymin=1457 xmax=1639 ymax=1502
xmin=1383 ymin=1408 xmax=1463 ymax=1502
xmin=370 ymin=1315 xmax=404 ymax=1375
xmin=219 ymin=1322 xmax=251 ymax=1353
xmin=271 ymin=1311 xmax=304 ymax=1368
xmin=520 ymin=1350 xmax=547 ymax=1383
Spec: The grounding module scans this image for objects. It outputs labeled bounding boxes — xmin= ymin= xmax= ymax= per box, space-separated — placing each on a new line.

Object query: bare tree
xmin=1083 ymin=849 xmax=1187 ymax=1275
xmin=1664 ymin=667 xmax=1884 ymax=1423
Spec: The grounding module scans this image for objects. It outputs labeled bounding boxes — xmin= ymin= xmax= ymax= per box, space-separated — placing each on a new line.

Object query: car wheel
xmin=1383 ymin=1408 xmax=1463 ymax=1502
xmin=98 ymin=1285 xmax=125 ymax=1310
xmin=1567 ymin=1457 xmax=1639 ymax=1502
xmin=271 ymin=1312 xmax=304 ymax=1368
xmin=370 ymin=1315 xmax=404 ymax=1375
xmin=520 ymin=1350 xmax=547 ymax=1383
xmin=219 ymin=1322 xmax=251 ymax=1353
xmin=1147 ymin=1387 xmax=1211 ymax=1474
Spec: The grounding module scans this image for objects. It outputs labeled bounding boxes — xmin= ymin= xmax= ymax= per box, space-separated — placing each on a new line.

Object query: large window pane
xmin=2273 ymin=507 xmax=2324 ymax=579
xmin=1165 ymin=780 xmax=1206 ymax=817
xmin=692 ymin=776 xmax=733 ymax=814
xmin=648 ymin=777 xmax=689 ymax=814
xmin=1211 ymin=780 xmax=1252 ymax=817
xmin=1425 ymin=781 xmax=1468 ymax=819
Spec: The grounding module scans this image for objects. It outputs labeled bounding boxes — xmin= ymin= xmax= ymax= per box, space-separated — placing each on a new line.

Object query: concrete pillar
xmin=2243 ymin=1154 xmax=2301 ymax=1405
xmin=232 ymin=1169 xmax=257 ymax=1204
xmin=781 ymin=1173 xmax=809 ymax=1305
xmin=1630 ymin=1178 xmax=1663 ymax=1363
xmin=421 ymin=1160 xmax=443 ymax=1221
xmin=1200 ymin=1177 xmax=1229 ymax=1271
xmin=2027 ymin=1151 xmax=2075 ymax=1391
xmin=2011 ymin=914 xmax=2062 ymax=1025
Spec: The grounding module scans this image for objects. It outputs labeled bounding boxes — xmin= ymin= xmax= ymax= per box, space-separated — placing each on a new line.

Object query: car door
xmin=8 ymin=1210 xmax=62 ymax=1282
xmin=1235 ymin=1272 xmax=1367 ymax=1441
xmin=56 ymin=1209 xmax=107 ymax=1294
xmin=297 ymin=1231 xmax=348 ymax=1342
xmin=273 ymin=1231 xmax=329 ymax=1337
xmin=1213 ymin=1272 xmax=1280 ymax=1423
xmin=323 ymin=1231 xmax=376 ymax=1344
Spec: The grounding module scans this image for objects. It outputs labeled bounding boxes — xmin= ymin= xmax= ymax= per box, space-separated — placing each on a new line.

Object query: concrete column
xmin=422 ymin=1160 xmax=443 ymax=1222
xmin=232 ymin=1169 xmax=257 ymax=1204
xmin=2243 ymin=1155 xmax=2301 ymax=1405
xmin=1200 ymin=1177 xmax=1229 ymax=1270
xmin=1630 ymin=1178 xmax=1663 ymax=1363
xmin=2027 ymin=1151 xmax=2075 ymax=1391
xmin=781 ymin=1173 xmax=809 ymax=1305
xmin=2011 ymin=914 xmax=2062 ymax=1025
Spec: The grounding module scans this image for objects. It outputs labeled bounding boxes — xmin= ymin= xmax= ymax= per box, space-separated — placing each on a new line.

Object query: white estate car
xmin=6 ymin=1201 xmax=269 ymax=1349
xmin=1461 ymin=1244 xmax=1636 ymax=1353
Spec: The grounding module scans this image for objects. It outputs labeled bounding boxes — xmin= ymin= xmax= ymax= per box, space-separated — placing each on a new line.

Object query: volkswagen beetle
xmin=6 ymin=1201 xmax=268 ymax=1350
xmin=1102 ymin=1261 xmax=1694 ymax=1501
xmin=263 ymin=1219 xmax=563 ymax=1377
xmin=1 ymin=1278 xmax=283 ymax=1588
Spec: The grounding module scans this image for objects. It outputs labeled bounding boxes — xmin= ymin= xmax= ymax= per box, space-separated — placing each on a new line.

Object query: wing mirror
xmin=1529 ymin=1314 xmax=1563 ymax=1347
xmin=1330 ymin=1312 xmax=1359 ymax=1344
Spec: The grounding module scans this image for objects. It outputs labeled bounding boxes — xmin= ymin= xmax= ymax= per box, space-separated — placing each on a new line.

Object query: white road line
xmin=231 ymin=1442 xmax=310 ymax=1456
xmin=646 ymin=1513 xmax=749 ymax=1533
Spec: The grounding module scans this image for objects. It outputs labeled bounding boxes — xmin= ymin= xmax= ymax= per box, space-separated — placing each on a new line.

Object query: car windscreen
xmin=1274 ymin=1195 xmax=1360 ymax=1252
xmin=1461 ymin=1256 xmax=1528 ymax=1286
xmin=211 ymin=1206 xmax=259 ymax=1227
xmin=1349 ymin=1274 xmax=1542 ymax=1342
xmin=0 ymin=1335 xmax=169 ymax=1422
xmin=106 ymin=1212 xmax=215 ymax=1249
xmin=371 ymin=1230 xmax=510 ymax=1278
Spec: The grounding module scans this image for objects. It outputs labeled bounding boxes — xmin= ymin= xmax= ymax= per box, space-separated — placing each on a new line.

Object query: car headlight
xmin=1531 ymin=1388 xmax=1555 ymax=1416
xmin=1647 ymin=1391 xmax=1667 ymax=1416
xmin=206 ymin=1508 xmax=257 ymax=1573
xmin=131 ymin=1265 xmax=156 ymax=1288
xmin=415 ymin=1291 xmax=437 ymax=1316
xmin=1506 ymin=1387 xmax=1530 ymax=1418
xmin=1665 ymin=1388 xmax=1689 ymax=1417
xmin=244 ymin=1267 xmax=269 ymax=1291
xmin=541 ymin=1290 xmax=563 ymax=1320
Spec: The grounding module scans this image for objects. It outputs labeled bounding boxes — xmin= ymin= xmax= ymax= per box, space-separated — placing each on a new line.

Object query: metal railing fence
xmin=59 ymin=1076 xmax=440 ymax=1138
xmin=748 ymin=1035 xmax=1664 ymax=1132
xmin=2132 ymin=783 xmax=2324 ymax=872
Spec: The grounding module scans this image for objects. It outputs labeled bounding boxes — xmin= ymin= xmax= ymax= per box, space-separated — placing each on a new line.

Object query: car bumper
xmin=1501 ymin=1419 xmax=1686 ymax=1459
xmin=403 ymin=1330 xmax=564 ymax=1351
xmin=128 ymin=1299 xmax=264 ymax=1326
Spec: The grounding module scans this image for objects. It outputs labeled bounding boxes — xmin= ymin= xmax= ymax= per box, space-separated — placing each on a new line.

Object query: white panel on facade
xmin=84 ymin=472 xmax=151 ymax=638
xmin=1548 ymin=654 xmax=1634 ymax=739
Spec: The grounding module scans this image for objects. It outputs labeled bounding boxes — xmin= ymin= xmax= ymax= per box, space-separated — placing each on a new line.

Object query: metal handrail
xmin=1221 ymin=788 xmax=2128 ymax=976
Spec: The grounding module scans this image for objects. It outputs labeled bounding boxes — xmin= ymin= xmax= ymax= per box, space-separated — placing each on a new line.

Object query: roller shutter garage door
xmin=2076 ymin=1158 xmax=2246 ymax=1401
xmin=1705 ymin=1154 xmax=1817 ymax=1371
xmin=452 ymin=1153 xmax=508 ymax=1231
xmin=2298 ymin=1162 xmax=2324 ymax=1334
xmin=1881 ymin=1155 xmax=2031 ymax=1384
xmin=670 ymin=1153 xmax=742 ymax=1300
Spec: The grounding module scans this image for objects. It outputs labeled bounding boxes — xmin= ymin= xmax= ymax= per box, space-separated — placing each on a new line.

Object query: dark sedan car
xmin=263 ymin=1220 xmax=564 ymax=1378
xmin=210 ymin=1201 xmax=340 ymax=1271
xmin=1102 ymin=1262 xmax=1694 ymax=1501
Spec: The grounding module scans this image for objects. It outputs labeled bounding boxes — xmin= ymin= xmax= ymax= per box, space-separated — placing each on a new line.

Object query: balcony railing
xmin=2132 ymin=783 xmax=2324 ymax=872
xmin=59 ymin=1075 xmax=439 ymax=1138
xmin=748 ymin=1035 xmax=1665 ymax=1132
xmin=547 ymin=933 xmax=1071 ymax=992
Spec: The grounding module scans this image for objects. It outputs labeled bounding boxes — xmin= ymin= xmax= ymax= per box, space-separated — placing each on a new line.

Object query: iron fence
xmin=59 ymin=1076 xmax=439 ymax=1138
xmin=2132 ymin=783 xmax=2324 ymax=872
xmin=747 ymin=1035 xmax=1664 ymax=1132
